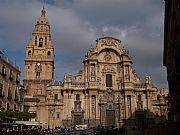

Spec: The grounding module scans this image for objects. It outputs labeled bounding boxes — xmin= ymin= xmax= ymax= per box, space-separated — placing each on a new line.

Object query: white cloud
xmin=0 ymin=0 xmax=168 ymax=88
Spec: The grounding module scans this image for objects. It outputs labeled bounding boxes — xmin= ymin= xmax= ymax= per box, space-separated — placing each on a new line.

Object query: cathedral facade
xmin=23 ymin=8 xmax=168 ymax=129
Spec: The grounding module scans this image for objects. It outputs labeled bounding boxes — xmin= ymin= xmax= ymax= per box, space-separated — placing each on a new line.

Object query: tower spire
xmin=43 ymin=0 xmax=45 ymax=8
xmin=41 ymin=0 xmax=46 ymax=16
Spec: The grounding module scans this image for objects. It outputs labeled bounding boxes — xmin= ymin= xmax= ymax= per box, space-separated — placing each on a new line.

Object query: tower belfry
xmin=23 ymin=7 xmax=54 ymax=96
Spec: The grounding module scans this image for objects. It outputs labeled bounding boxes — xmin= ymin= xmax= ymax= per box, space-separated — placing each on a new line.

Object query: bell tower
xmin=23 ymin=7 xmax=54 ymax=96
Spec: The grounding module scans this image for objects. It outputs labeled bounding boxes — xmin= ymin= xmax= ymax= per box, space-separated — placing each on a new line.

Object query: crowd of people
xmin=0 ymin=126 xmax=126 ymax=135
xmin=0 ymin=127 xmax=51 ymax=135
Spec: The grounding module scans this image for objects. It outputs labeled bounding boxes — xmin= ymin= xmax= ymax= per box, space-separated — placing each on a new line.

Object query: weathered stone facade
xmin=24 ymin=8 xmax=168 ymax=129
xmin=45 ymin=37 xmax=168 ymax=128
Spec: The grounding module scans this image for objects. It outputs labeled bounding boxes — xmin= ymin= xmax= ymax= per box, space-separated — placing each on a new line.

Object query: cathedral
xmin=23 ymin=8 xmax=168 ymax=129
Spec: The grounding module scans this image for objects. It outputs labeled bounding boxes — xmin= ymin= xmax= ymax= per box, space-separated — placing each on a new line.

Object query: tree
xmin=0 ymin=111 xmax=36 ymax=121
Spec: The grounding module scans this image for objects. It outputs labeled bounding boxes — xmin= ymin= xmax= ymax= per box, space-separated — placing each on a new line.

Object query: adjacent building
xmin=143 ymin=1 xmax=180 ymax=134
xmin=23 ymin=8 xmax=168 ymax=129
xmin=163 ymin=0 xmax=180 ymax=123
xmin=0 ymin=51 xmax=21 ymax=112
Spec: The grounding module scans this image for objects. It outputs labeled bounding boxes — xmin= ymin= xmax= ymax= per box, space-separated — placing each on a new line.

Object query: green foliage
xmin=0 ymin=111 xmax=36 ymax=121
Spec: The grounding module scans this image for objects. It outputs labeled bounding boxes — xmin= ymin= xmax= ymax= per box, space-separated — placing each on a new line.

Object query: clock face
xmin=37 ymin=63 xmax=41 ymax=66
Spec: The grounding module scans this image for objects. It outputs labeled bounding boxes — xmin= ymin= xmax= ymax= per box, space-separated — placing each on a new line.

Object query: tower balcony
xmin=26 ymin=55 xmax=54 ymax=61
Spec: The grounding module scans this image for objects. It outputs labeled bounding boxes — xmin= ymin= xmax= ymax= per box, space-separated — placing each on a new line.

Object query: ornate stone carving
xmin=145 ymin=74 xmax=152 ymax=84
xmin=107 ymin=88 xmax=113 ymax=94
xmin=103 ymin=88 xmax=115 ymax=102
xmin=102 ymin=65 xmax=115 ymax=72
xmin=125 ymin=66 xmax=130 ymax=81
xmin=104 ymin=51 xmax=112 ymax=62
xmin=91 ymin=64 xmax=95 ymax=81
xmin=101 ymin=39 xmax=118 ymax=47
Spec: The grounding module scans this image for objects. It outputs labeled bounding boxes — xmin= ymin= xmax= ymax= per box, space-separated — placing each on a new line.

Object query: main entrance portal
xmin=106 ymin=110 xmax=115 ymax=127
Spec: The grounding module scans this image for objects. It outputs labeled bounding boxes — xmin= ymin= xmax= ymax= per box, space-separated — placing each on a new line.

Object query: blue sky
xmin=0 ymin=0 xmax=168 ymax=88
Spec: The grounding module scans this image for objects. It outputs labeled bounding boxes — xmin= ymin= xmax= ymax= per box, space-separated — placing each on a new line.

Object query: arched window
xmin=57 ymin=113 xmax=60 ymax=118
xmin=28 ymin=50 xmax=31 ymax=56
xmin=39 ymin=38 xmax=43 ymax=47
xmin=35 ymin=36 xmax=37 ymax=45
xmin=48 ymin=51 xmax=51 ymax=56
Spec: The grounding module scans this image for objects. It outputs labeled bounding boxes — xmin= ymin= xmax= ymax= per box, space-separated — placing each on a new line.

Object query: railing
xmin=134 ymin=84 xmax=146 ymax=89
xmin=0 ymin=51 xmax=20 ymax=70
xmin=71 ymin=82 xmax=85 ymax=88
xmin=27 ymin=55 xmax=53 ymax=60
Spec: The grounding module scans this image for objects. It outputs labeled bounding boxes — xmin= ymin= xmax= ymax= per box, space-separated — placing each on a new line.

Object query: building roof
xmin=48 ymin=80 xmax=63 ymax=86
xmin=0 ymin=50 xmax=20 ymax=71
